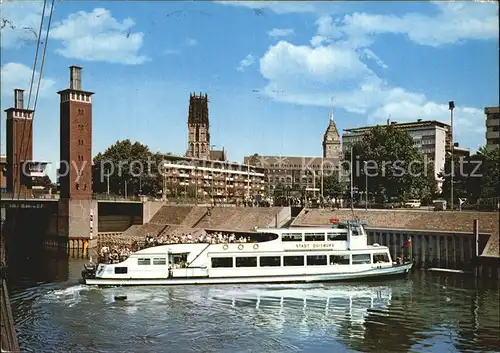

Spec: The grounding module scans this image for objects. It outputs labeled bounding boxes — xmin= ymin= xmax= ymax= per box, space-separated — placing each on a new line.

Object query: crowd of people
xmin=98 ymin=230 xmax=256 ymax=263
xmin=99 ymin=245 xmax=133 ymax=264
xmin=142 ymin=231 xmax=255 ymax=247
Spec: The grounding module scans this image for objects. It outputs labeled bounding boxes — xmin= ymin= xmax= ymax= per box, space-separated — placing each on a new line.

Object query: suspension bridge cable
xmin=12 ymin=0 xmax=47 ymax=200
xmin=15 ymin=0 xmax=55 ymax=201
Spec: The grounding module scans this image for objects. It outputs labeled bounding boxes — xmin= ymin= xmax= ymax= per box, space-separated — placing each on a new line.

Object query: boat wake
xmin=39 ymin=284 xmax=98 ymax=307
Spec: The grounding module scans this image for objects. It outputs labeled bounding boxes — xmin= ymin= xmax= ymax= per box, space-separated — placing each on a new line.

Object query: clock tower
xmin=322 ymin=106 xmax=341 ymax=159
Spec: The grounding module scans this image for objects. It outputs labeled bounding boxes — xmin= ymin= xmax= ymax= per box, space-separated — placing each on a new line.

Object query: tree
xmin=323 ymin=172 xmax=345 ymax=198
xmin=32 ymin=175 xmax=52 ymax=188
xmin=92 ymin=139 xmax=162 ymax=196
xmin=440 ymin=146 xmax=500 ymax=204
xmin=343 ymin=125 xmax=433 ymax=203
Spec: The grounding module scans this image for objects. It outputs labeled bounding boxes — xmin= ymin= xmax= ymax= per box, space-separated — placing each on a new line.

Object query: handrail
xmin=187 ymin=243 xmax=211 ymax=268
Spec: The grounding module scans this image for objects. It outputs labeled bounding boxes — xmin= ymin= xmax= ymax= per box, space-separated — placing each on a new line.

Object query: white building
xmin=485 ymin=106 xmax=500 ymax=150
xmin=342 ymin=119 xmax=451 ymax=183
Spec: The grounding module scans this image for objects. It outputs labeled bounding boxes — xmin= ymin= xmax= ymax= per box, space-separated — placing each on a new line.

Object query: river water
xmin=6 ymin=247 xmax=500 ymax=353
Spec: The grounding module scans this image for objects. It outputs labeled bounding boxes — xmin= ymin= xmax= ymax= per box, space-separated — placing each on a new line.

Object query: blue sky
xmin=1 ymin=1 xmax=498 ymax=180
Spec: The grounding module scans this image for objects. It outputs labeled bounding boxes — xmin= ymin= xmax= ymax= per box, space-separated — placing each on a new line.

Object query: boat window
xmin=327 ymin=232 xmax=348 ymax=241
xmin=211 ymin=257 xmax=233 ymax=268
xmin=351 ymin=226 xmax=363 ymax=236
xmin=373 ymin=253 xmax=390 ymax=263
xmin=284 ymin=256 xmax=304 ymax=266
xmin=236 ymin=257 xmax=257 ymax=267
xmin=153 ymin=258 xmax=167 ymax=265
xmin=114 ymin=267 xmax=127 ymax=274
xmin=173 ymin=254 xmax=188 ymax=265
xmin=304 ymin=233 xmax=325 ymax=241
xmin=137 ymin=258 xmax=151 ymax=265
xmin=352 ymin=254 xmax=371 ymax=264
xmin=330 ymin=255 xmax=350 ymax=265
xmin=307 ymin=255 xmax=327 ymax=266
xmin=260 ymin=256 xmax=281 ymax=267
xmin=282 ymin=233 xmax=303 ymax=242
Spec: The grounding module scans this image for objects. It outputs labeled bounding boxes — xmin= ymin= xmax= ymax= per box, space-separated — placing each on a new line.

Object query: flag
xmin=401 ymin=239 xmax=412 ymax=249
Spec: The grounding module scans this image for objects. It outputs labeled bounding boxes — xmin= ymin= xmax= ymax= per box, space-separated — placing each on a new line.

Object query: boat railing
xmin=186 ymin=243 xmax=211 ymax=267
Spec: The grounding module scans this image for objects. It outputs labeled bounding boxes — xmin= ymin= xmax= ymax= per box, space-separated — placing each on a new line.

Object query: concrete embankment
xmin=1 ymin=232 xmax=20 ymax=352
xmin=98 ymin=206 xmax=290 ymax=247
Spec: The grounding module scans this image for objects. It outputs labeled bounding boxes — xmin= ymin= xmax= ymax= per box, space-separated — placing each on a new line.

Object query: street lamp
xmin=449 ymin=101 xmax=455 ymax=210
xmin=363 ymin=161 xmax=368 ymax=211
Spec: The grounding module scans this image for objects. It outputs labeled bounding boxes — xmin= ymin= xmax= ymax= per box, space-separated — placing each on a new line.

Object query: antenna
xmin=329 ymin=97 xmax=335 ymax=121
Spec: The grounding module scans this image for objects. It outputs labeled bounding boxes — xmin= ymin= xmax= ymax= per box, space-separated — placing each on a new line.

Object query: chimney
xmin=387 ymin=118 xmax=390 ymax=125
xmin=417 ymin=118 xmax=422 ymax=122
xmin=70 ymin=66 xmax=82 ymax=90
xmin=14 ymin=89 xmax=24 ymax=109
xmin=454 ymin=142 xmax=459 ymax=147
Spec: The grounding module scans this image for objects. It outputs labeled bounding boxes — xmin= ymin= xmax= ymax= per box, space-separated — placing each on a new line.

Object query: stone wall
xmin=293 ymin=209 xmax=499 ymax=257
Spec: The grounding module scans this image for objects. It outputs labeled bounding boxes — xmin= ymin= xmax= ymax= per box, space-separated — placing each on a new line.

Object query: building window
xmin=75 ymin=183 xmax=79 ymax=190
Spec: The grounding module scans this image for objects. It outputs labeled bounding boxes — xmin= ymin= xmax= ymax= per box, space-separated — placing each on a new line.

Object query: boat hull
xmin=84 ymin=263 xmax=413 ymax=286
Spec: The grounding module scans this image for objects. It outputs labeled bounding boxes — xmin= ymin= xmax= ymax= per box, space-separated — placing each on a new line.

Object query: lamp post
xmin=350 ymin=145 xmax=354 ymax=212
xmin=364 ymin=161 xmax=368 ymax=211
xmin=449 ymin=101 xmax=455 ymax=210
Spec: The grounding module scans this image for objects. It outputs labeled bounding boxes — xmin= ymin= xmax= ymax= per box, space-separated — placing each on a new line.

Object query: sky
xmin=1 ymin=0 xmax=498 ymax=180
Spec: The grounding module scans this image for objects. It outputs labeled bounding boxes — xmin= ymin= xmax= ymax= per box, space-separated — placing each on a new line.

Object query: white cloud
xmin=214 ymin=1 xmax=326 ymax=14
xmin=1 ymin=62 xmax=56 ymax=100
xmin=312 ymin=2 xmax=498 ymax=48
xmin=185 ymin=38 xmax=198 ymax=46
xmin=49 ymin=8 xmax=149 ymax=65
xmin=268 ymin=28 xmax=294 ymax=38
xmin=0 ymin=2 xmax=46 ymax=48
xmin=237 ymin=54 xmax=256 ymax=72
xmin=163 ymin=49 xmax=181 ymax=55
xmin=256 ymin=2 xmax=495 ymax=150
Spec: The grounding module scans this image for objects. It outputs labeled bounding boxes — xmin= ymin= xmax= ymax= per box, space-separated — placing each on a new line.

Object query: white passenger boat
xmin=82 ymin=220 xmax=413 ymax=286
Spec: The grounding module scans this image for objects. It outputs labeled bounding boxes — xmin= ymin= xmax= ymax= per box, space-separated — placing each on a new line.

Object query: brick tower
xmin=4 ymin=89 xmax=34 ymax=197
xmin=186 ymin=92 xmax=210 ymax=159
xmin=58 ymin=66 xmax=93 ymax=200
xmin=323 ymin=106 xmax=341 ymax=159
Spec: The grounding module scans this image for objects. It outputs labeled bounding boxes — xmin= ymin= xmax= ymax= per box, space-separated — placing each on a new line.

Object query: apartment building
xmin=342 ymin=119 xmax=451 ymax=181
xmin=485 ymin=106 xmax=500 ymax=150
xmin=160 ymin=154 xmax=266 ymax=199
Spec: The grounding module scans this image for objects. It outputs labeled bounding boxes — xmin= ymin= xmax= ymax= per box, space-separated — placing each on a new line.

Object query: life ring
xmin=223 ymin=244 xmax=228 ymax=250
xmin=253 ymin=244 xmax=259 ymax=250
xmin=238 ymin=244 xmax=244 ymax=250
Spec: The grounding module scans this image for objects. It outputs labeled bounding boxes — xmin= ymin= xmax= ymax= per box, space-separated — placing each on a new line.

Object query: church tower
xmin=322 ymin=105 xmax=341 ymax=159
xmin=186 ymin=92 xmax=210 ymax=159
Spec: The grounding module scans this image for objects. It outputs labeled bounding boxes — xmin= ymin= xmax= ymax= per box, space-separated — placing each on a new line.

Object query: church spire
xmin=329 ymin=98 xmax=334 ymax=121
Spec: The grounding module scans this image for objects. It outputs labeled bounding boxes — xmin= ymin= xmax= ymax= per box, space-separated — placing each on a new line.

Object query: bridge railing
xmin=0 ymin=191 xmax=58 ymax=200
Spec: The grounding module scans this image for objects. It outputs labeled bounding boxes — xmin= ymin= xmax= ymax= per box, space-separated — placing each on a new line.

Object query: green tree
xmin=343 ymin=125 xmax=432 ymax=203
xmin=32 ymin=175 xmax=52 ymax=188
xmin=323 ymin=172 xmax=345 ymax=198
xmin=440 ymin=146 xmax=500 ymax=204
xmin=92 ymin=139 xmax=162 ymax=196
xmin=273 ymin=182 xmax=285 ymax=197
